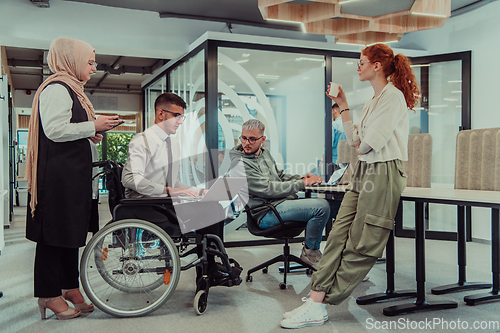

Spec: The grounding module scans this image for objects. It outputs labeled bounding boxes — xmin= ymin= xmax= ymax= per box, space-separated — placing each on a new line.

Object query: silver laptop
xmin=316 ymin=163 xmax=349 ymax=186
xmin=178 ymin=177 xmax=247 ymax=202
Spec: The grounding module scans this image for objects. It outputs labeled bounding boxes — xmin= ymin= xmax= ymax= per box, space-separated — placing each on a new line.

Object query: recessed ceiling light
xmin=266 ymin=18 xmax=306 ymax=33
xmin=367 ymin=40 xmax=399 ymax=46
xmin=229 ymin=85 xmax=235 ymax=88
xmin=412 ymin=12 xmax=448 ymax=18
xmin=242 ymin=54 xmax=250 ymax=57
xmin=296 ymin=57 xmax=324 ymax=62
xmin=235 ymin=59 xmax=249 ymax=64
xmin=257 ymin=74 xmax=279 ymax=80
xmin=336 ymin=41 xmax=366 ymax=46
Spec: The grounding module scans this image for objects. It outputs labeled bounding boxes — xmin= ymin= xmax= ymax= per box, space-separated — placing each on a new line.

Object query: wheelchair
xmin=80 ymin=160 xmax=243 ymax=317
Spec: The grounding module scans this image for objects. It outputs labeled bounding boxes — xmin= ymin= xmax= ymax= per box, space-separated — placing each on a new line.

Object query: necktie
xmin=166 ymin=137 xmax=173 ymax=188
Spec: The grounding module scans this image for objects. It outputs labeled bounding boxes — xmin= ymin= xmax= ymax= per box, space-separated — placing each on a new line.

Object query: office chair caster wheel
xmin=262 ymin=267 xmax=268 ymax=274
xmin=306 ymin=268 xmax=314 ymax=277
xmin=194 ymin=290 xmax=208 ymax=315
xmin=279 ymin=282 xmax=287 ymax=290
xmin=246 ymin=275 xmax=253 ymax=282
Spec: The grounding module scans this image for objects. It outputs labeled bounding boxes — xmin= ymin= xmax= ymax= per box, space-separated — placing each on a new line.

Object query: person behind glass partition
xmin=329 ymin=103 xmax=347 ymax=166
xmin=229 ymin=119 xmax=332 ymax=270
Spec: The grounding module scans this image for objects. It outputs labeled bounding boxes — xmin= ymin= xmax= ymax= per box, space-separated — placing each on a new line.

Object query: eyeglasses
xmin=88 ymin=61 xmax=98 ymax=68
xmin=357 ymin=61 xmax=368 ymax=69
xmin=239 ymin=135 xmax=263 ymax=144
xmin=160 ymin=109 xmax=186 ymax=121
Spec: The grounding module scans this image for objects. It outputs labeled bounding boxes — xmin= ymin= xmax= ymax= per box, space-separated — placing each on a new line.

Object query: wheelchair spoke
xmin=80 ymin=220 xmax=181 ymax=317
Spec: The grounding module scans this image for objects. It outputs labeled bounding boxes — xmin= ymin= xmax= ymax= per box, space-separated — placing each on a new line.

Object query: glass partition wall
xmin=397 ymin=52 xmax=472 ymax=240
xmin=143 ymin=39 xmax=471 ymax=246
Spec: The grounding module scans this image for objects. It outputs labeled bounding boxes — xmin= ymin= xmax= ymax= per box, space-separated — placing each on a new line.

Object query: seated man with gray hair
xmin=229 ymin=119 xmax=330 ymax=269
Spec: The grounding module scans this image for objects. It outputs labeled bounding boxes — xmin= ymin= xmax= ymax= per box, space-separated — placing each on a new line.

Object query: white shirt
xmin=39 ymin=84 xmax=99 ymax=197
xmin=343 ymin=82 xmax=409 ymax=163
xmin=39 ymin=84 xmax=95 ymax=142
xmin=121 ymin=124 xmax=199 ymax=198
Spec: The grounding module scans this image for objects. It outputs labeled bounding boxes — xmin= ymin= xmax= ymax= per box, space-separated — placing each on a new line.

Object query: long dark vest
xmin=26 ymin=81 xmax=92 ymax=248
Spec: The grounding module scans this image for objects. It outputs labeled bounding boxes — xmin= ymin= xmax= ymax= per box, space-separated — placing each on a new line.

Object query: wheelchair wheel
xmin=91 ymin=229 xmax=166 ymax=293
xmin=81 ymin=219 xmax=181 ymax=317
xmin=194 ymin=290 xmax=208 ymax=315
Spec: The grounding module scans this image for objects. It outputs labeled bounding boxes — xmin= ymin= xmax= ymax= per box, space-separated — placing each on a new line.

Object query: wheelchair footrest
xmin=210 ymin=258 xmax=243 ymax=287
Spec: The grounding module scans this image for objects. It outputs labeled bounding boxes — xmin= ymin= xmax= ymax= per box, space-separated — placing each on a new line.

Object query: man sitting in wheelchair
xmin=121 ymin=92 xmax=242 ymax=295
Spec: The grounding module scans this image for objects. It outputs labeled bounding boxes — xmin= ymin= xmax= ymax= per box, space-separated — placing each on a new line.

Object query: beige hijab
xmin=26 ymin=37 xmax=96 ymax=216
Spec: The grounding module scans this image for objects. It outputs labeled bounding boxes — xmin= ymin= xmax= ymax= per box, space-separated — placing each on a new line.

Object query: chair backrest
xmin=455 ymin=127 xmax=500 ymax=191
xmin=337 ymin=140 xmax=359 ymax=184
xmin=245 ymin=206 xmax=307 ymax=239
xmin=403 ymin=133 xmax=432 ymax=188
xmin=104 ymin=161 xmax=125 ymax=212
xmin=338 ymin=134 xmax=432 ymax=188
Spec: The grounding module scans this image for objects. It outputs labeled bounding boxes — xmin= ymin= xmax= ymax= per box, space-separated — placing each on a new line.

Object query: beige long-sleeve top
xmin=343 ymin=82 xmax=409 ymax=163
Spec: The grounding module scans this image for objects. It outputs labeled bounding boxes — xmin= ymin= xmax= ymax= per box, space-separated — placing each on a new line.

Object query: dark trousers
xmin=34 ymin=243 xmax=79 ymax=298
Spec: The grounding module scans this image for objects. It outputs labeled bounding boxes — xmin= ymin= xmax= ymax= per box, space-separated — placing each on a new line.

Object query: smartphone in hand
xmin=97 ymin=119 xmax=125 ymax=134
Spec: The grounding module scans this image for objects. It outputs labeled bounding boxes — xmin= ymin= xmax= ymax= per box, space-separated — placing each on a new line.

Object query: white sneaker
xmin=280 ymin=298 xmax=327 ymax=329
xmin=283 ymin=297 xmax=328 ymax=321
xmin=300 ymin=245 xmax=322 ymax=271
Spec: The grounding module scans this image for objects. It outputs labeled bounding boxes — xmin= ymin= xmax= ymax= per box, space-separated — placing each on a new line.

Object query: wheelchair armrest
xmin=244 ymin=203 xmax=286 ymax=227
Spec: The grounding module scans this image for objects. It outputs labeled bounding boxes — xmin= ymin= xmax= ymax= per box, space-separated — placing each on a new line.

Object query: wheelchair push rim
xmin=80 ymin=219 xmax=181 ymax=317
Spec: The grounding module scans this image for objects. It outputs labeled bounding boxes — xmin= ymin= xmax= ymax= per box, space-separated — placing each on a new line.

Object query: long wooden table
xmin=305 ymin=186 xmax=500 ymax=315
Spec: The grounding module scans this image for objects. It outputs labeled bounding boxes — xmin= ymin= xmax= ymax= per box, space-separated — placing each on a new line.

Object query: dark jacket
xmin=229 ymin=144 xmax=304 ymax=223
xmin=26 ymin=81 xmax=93 ymax=248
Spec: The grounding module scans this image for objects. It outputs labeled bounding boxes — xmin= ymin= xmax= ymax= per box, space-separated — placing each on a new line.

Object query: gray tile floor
xmin=1 ymin=197 xmax=499 ymax=333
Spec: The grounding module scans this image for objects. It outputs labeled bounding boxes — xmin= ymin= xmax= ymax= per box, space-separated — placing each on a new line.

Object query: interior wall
xmin=407 ymin=1 xmax=499 ymax=131
xmin=13 ymin=91 xmax=141 ymax=113
xmin=404 ymin=1 xmax=500 ymax=241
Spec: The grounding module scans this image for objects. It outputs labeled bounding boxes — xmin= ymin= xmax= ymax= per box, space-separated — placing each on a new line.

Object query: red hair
xmin=362 ymin=44 xmax=421 ymax=110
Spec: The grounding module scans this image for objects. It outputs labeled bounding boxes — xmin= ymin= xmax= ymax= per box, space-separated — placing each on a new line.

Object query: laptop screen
xmin=326 ymin=163 xmax=349 ymax=185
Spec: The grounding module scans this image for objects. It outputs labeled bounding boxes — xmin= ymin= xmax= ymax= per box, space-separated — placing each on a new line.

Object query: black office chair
xmin=245 ymin=203 xmax=315 ymax=289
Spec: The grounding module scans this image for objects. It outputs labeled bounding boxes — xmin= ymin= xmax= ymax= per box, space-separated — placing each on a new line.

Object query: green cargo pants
xmin=310 ymin=159 xmax=407 ymax=305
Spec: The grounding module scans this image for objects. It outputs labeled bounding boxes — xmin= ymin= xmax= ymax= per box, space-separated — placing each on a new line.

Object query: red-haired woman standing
xmin=281 ymin=43 xmax=421 ymax=329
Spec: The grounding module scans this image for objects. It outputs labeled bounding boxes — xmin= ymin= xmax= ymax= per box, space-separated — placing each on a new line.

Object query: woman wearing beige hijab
xmin=25 ymin=37 xmax=120 ymax=320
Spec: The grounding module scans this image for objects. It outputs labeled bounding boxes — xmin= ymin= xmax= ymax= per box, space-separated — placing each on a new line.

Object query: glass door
xmin=399 ymin=52 xmax=471 ymax=239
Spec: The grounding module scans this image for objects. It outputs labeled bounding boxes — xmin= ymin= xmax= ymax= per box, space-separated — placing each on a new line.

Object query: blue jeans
xmin=259 ymin=198 xmax=331 ymax=250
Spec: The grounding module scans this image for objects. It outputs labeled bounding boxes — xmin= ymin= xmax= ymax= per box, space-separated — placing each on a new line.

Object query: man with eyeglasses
xmin=229 ymin=119 xmax=331 ymax=270
xmin=122 ymin=92 xmax=200 ymax=198
xmin=121 ymin=92 xmax=228 ymax=285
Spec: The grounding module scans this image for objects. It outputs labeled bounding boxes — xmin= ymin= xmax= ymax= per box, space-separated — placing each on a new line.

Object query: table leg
xmin=357 ymin=202 xmax=416 ymax=305
xmin=383 ymin=201 xmax=457 ymax=316
xmin=464 ymin=208 xmax=500 ymax=305
xmin=432 ymin=205 xmax=491 ymax=295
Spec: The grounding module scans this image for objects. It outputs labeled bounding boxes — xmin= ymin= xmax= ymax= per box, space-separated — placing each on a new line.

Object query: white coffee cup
xmin=328 ymin=82 xmax=340 ymax=97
